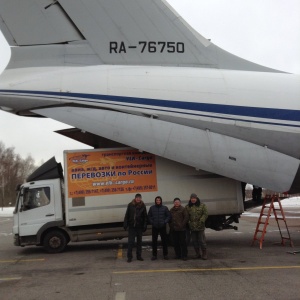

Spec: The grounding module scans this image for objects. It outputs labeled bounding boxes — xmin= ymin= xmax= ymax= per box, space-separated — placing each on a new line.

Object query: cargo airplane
xmin=0 ymin=0 xmax=299 ymax=195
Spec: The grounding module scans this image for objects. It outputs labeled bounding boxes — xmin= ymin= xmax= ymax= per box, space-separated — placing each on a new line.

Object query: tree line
xmin=0 ymin=141 xmax=37 ymax=207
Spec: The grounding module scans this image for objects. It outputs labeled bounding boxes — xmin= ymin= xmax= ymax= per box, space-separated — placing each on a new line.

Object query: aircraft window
xmin=23 ymin=187 xmax=50 ymax=211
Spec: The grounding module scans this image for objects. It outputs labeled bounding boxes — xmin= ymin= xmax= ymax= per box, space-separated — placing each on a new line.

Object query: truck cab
xmin=13 ymin=156 xmax=68 ymax=253
xmin=13 ymin=179 xmax=64 ymax=247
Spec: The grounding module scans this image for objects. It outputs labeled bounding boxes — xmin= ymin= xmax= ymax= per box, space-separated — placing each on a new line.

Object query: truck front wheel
xmin=43 ymin=230 xmax=67 ymax=253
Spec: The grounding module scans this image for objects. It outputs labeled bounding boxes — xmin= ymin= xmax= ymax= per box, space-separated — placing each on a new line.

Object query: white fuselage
xmin=0 ymin=65 xmax=299 ymax=191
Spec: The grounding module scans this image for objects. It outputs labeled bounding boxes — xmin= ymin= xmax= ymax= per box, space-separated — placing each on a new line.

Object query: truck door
xmin=18 ymin=184 xmax=56 ymax=237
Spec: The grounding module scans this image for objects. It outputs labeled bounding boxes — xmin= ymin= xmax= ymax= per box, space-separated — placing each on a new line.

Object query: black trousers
xmin=152 ymin=226 xmax=168 ymax=257
xmin=127 ymin=227 xmax=143 ymax=259
xmin=172 ymin=230 xmax=187 ymax=258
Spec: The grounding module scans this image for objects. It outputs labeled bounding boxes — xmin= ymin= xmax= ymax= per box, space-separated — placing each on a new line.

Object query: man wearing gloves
xmin=185 ymin=193 xmax=208 ymax=260
xmin=148 ymin=196 xmax=171 ymax=260
xmin=123 ymin=193 xmax=148 ymax=263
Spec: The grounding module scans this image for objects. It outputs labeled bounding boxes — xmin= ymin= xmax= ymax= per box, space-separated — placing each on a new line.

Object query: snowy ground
xmin=279 ymin=196 xmax=300 ymax=207
xmin=0 ymin=207 xmax=14 ymax=217
xmin=243 ymin=196 xmax=300 ymax=218
xmin=0 ymin=197 xmax=299 ymax=218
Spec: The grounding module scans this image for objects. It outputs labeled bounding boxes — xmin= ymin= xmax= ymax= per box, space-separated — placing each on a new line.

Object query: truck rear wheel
xmin=43 ymin=230 xmax=67 ymax=253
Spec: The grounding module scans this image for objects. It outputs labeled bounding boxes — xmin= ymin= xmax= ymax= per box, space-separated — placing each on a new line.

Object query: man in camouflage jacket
xmin=185 ymin=193 xmax=208 ymax=259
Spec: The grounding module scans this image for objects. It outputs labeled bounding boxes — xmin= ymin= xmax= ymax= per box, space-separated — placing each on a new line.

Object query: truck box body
xmin=65 ymin=148 xmax=242 ymax=227
xmin=13 ymin=148 xmax=243 ymax=252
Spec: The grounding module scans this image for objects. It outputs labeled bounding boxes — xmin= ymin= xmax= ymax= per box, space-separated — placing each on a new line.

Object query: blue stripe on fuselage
xmin=0 ymin=89 xmax=299 ymax=122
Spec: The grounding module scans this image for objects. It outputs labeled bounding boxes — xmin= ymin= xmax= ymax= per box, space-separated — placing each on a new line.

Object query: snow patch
xmin=0 ymin=207 xmax=14 ymax=217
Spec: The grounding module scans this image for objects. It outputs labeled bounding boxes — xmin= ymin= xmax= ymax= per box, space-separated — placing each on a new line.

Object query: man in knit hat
xmin=123 ymin=193 xmax=148 ymax=262
xmin=185 ymin=193 xmax=208 ymax=260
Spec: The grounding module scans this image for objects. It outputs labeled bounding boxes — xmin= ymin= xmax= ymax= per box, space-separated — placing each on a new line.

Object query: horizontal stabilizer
xmin=55 ymin=127 xmax=127 ymax=148
xmin=0 ymin=0 xmax=83 ymax=46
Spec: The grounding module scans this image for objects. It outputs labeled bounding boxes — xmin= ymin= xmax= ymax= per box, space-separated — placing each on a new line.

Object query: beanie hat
xmin=190 ymin=193 xmax=197 ymax=199
xmin=173 ymin=197 xmax=181 ymax=202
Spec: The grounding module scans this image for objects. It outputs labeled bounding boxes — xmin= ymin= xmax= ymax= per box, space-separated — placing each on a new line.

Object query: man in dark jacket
xmin=123 ymin=193 xmax=147 ymax=263
xmin=148 ymin=196 xmax=171 ymax=260
xmin=170 ymin=197 xmax=189 ymax=260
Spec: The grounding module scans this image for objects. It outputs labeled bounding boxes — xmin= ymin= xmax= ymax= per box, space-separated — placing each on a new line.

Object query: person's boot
xmin=194 ymin=247 xmax=201 ymax=259
xmin=202 ymin=249 xmax=207 ymax=260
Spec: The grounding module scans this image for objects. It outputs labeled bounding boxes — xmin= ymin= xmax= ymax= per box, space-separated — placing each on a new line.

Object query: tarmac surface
xmin=0 ymin=207 xmax=299 ymax=300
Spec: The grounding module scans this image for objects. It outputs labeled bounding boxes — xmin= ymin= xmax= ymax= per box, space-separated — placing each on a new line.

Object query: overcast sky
xmin=0 ymin=0 xmax=299 ymax=165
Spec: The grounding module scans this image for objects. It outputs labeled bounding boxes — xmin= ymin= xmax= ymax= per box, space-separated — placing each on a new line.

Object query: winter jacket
xmin=169 ymin=206 xmax=188 ymax=231
xmin=185 ymin=198 xmax=208 ymax=231
xmin=148 ymin=202 xmax=171 ymax=229
xmin=124 ymin=199 xmax=147 ymax=230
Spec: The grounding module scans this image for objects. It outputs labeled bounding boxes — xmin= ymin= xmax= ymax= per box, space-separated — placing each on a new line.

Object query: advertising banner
xmin=66 ymin=149 xmax=157 ymax=197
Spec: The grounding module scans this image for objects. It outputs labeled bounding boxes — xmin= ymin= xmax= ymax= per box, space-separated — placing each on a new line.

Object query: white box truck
xmin=13 ymin=148 xmax=243 ymax=253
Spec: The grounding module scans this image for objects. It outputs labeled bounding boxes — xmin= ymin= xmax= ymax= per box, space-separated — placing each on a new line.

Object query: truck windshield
xmin=22 ymin=187 xmax=51 ymax=211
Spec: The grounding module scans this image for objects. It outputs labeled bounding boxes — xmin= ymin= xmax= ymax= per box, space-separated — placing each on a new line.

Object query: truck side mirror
xmin=19 ymin=187 xmax=29 ymax=212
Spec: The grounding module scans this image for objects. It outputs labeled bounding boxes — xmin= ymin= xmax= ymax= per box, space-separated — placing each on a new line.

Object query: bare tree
xmin=0 ymin=141 xmax=37 ymax=207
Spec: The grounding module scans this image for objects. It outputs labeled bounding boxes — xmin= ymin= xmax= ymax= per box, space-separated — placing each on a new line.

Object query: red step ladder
xmin=252 ymin=194 xmax=294 ymax=249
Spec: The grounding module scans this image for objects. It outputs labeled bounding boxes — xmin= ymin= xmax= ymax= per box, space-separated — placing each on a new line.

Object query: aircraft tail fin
xmin=0 ymin=0 xmax=280 ymax=72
